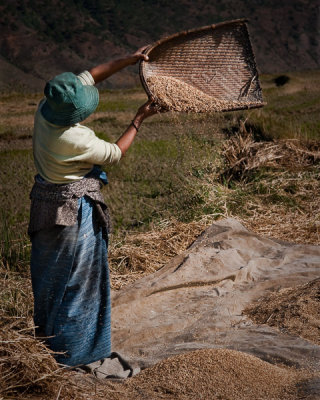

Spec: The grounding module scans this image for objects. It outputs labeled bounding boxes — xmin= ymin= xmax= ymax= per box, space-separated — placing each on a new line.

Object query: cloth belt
xmin=28 ymin=166 xmax=111 ymax=235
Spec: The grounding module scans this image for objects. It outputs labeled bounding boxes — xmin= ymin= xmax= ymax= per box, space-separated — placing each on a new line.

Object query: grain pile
xmin=123 ymin=348 xmax=306 ymax=400
xmin=146 ymin=75 xmax=258 ymax=112
xmin=245 ymin=278 xmax=320 ymax=345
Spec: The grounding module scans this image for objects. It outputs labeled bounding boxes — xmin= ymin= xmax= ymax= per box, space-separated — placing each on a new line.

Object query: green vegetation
xmin=246 ymin=71 xmax=320 ymax=140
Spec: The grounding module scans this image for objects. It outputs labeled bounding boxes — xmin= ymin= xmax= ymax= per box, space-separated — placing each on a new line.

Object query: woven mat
xmin=140 ymin=19 xmax=265 ymax=112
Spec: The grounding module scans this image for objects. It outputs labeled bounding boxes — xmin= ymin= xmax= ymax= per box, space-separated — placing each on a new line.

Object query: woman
xmin=28 ymin=47 xmax=157 ymax=371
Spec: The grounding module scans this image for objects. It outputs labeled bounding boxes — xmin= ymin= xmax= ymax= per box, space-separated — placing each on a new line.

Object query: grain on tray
xmin=146 ymin=75 xmax=258 ymax=112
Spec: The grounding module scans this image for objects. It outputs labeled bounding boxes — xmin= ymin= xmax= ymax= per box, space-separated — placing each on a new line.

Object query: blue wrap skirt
xmin=30 ymin=196 xmax=111 ymax=366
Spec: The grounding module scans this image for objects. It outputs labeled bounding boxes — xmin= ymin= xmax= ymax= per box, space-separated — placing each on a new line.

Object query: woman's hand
xmin=134 ymin=98 xmax=159 ymax=121
xmin=89 ymin=45 xmax=150 ymax=83
xmin=129 ymin=46 xmax=150 ymax=65
xmin=132 ymin=98 xmax=162 ymax=126
xmin=116 ymin=98 xmax=159 ymax=157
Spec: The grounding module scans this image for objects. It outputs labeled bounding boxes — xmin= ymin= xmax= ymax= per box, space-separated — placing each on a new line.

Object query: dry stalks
xmin=109 ymin=219 xmax=208 ymax=289
xmin=0 ymin=314 xmax=124 ymax=399
xmin=0 ymin=317 xmax=70 ymax=399
xmin=242 ymin=190 xmax=320 ymax=246
xmin=222 ymin=120 xmax=320 ymax=181
xmin=0 ymin=315 xmax=120 ymax=400
xmin=244 ymin=278 xmax=320 ymax=345
xmin=0 ymin=266 xmax=84 ymax=399
xmin=223 ymin=121 xmax=320 ymax=245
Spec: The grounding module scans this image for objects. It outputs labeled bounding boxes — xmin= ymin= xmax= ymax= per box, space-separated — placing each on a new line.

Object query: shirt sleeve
xmin=64 ymin=124 xmax=122 ymax=165
xmin=84 ymin=137 xmax=123 ymax=165
xmin=77 ymin=70 xmax=95 ymax=86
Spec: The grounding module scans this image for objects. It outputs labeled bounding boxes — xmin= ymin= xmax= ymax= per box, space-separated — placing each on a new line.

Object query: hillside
xmin=0 ymin=0 xmax=319 ymax=91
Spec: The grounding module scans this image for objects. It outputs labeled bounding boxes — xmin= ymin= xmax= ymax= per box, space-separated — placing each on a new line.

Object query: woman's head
xmin=41 ymin=72 xmax=99 ymax=126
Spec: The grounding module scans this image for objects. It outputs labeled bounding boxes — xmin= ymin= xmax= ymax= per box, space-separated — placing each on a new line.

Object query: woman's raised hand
xmin=129 ymin=46 xmax=150 ymax=64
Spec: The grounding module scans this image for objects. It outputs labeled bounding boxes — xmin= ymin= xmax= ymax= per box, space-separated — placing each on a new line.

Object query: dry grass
xmin=0 ymin=321 xmax=124 ymax=400
xmin=109 ymin=218 xmax=209 ymax=289
xmin=0 ymin=302 xmax=86 ymax=400
xmin=0 ymin=321 xmax=64 ymax=399
xmin=243 ymin=196 xmax=320 ymax=245
xmin=239 ymin=165 xmax=320 ymax=245
xmin=0 ymin=266 xmax=69 ymax=399
xmin=244 ymin=278 xmax=320 ymax=346
xmin=147 ymin=75 xmax=260 ymax=112
xmin=222 ymin=119 xmax=320 ymax=181
xmin=220 ymin=121 xmax=320 ymax=245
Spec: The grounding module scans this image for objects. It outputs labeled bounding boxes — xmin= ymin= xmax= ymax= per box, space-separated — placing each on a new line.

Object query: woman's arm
xmin=89 ymin=46 xmax=149 ymax=84
xmin=116 ymin=99 xmax=158 ymax=157
xmin=88 ymin=45 xmax=157 ymax=157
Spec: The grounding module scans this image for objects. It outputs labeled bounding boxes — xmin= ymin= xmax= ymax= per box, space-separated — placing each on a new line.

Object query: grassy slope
xmin=247 ymin=70 xmax=320 ymax=140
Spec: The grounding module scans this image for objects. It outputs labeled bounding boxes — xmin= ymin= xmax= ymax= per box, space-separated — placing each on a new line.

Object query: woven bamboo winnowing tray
xmin=139 ymin=19 xmax=265 ymax=112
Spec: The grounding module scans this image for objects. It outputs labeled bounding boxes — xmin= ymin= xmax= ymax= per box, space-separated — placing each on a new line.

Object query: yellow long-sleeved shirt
xmin=33 ymin=71 xmax=122 ymax=184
